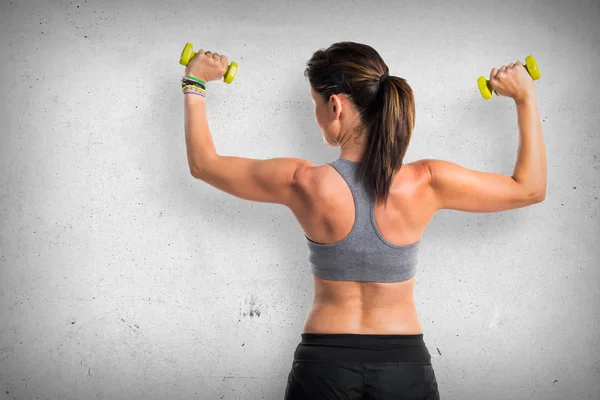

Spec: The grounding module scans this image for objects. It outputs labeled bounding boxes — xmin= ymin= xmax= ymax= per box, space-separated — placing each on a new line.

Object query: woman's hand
xmin=185 ymin=49 xmax=229 ymax=83
xmin=489 ymin=61 xmax=536 ymax=103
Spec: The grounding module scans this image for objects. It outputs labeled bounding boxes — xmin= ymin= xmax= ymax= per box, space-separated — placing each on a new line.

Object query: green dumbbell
xmin=477 ymin=55 xmax=541 ymax=100
xmin=179 ymin=42 xmax=238 ymax=84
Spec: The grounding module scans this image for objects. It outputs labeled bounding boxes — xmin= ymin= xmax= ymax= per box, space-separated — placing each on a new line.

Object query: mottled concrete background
xmin=1 ymin=0 xmax=599 ymax=399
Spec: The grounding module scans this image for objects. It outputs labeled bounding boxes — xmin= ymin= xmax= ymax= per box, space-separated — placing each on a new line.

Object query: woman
xmin=181 ymin=42 xmax=546 ymax=399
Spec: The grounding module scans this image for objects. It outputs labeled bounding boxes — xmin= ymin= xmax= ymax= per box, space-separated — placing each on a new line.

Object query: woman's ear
xmin=329 ymin=94 xmax=341 ymax=117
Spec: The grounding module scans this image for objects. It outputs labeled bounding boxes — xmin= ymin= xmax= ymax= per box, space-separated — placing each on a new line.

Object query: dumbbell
xmin=179 ymin=42 xmax=238 ymax=84
xmin=477 ymin=55 xmax=541 ymax=100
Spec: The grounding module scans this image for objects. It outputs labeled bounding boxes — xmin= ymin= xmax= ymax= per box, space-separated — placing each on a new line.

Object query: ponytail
xmin=358 ymin=75 xmax=415 ymax=206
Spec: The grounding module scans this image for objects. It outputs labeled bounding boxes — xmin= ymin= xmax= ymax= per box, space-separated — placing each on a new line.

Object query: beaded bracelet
xmin=182 ymin=83 xmax=206 ymax=91
xmin=183 ymin=84 xmax=205 ymax=92
xmin=183 ymin=88 xmax=205 ymax=97
xmin=183 ymin=86 xmax=206 ymax=97
xmin=181 ymin=81 xmax=205 ymax=91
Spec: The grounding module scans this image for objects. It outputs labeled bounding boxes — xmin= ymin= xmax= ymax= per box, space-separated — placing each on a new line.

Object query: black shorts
xmin=284 ymin=333 xmax=440 ymax=400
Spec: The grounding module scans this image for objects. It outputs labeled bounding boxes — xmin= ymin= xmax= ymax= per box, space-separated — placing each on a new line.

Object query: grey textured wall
xmin=1 ymin=0 xmax=599 ymax=399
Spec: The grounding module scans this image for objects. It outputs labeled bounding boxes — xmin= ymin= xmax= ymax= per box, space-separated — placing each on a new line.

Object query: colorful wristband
xmin=183 ymin=89 xmax=205 ymax=97
xmin=182 ymin=83 xmax=206 ymax=91
xmin=181 ymin=80 xmax=206 ymax=90
xmin=183 ymin=75 xmax=206 ymax=85
xmin=181 ymin=76 xmax=207 ymax=97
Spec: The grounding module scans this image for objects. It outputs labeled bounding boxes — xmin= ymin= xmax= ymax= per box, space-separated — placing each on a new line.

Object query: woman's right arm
xmin=414 ymin=65 xmax=546 ymax=213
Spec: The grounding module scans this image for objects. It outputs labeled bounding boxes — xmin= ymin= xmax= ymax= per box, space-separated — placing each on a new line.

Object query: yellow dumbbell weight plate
xmin=477 ymin=76 xmax=493 ymax=100
xmin=525 ymin=55 xmax=541 ymax=80
xmin=224 ymin=62 xmax=238 ymax=84
xmin=180 ymin=42 xmax=196 ymax=66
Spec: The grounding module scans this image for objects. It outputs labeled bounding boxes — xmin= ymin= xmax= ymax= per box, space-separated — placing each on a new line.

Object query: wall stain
xmin=119 ymin=317 xmax=140 ymax=334
xmin=241 ymin=295 xmax=261 ymax=318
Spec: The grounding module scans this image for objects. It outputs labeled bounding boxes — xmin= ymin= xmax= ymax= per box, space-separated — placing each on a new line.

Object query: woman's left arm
xmin=184 ymin=94 xmax=314 ymax=206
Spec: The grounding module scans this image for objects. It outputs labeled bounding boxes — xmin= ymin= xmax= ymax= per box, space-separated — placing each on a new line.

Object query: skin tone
xmin=304 ymin=87 xmax=424 ymax=335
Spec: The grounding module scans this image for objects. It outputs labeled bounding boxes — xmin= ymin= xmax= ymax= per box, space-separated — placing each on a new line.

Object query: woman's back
xmin=289 ymin=158 xmax=435 ymax=334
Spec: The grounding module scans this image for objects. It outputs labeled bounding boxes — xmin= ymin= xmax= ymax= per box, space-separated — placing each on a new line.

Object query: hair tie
xmin=379 ymin=72 xmax=389 ymax=86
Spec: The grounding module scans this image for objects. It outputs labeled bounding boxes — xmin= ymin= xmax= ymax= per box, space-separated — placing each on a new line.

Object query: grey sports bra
xmin=305 ymin=158 xmax=421 ymax=283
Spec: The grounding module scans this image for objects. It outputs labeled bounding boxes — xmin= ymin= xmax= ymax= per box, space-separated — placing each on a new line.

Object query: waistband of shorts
xmin=294 ymin=333 xmax=431 ymax=364
xmin=301 ymin=333 xmax=425 ymax=347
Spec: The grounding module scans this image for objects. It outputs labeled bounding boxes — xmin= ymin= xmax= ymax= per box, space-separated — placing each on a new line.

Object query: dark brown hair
xmin=304 ymin=41 xmax=416 ymax=206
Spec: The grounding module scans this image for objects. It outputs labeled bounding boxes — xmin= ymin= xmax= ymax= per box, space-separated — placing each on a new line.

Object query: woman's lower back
xmin=302 ymin=275 xmax=423 ymax=334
